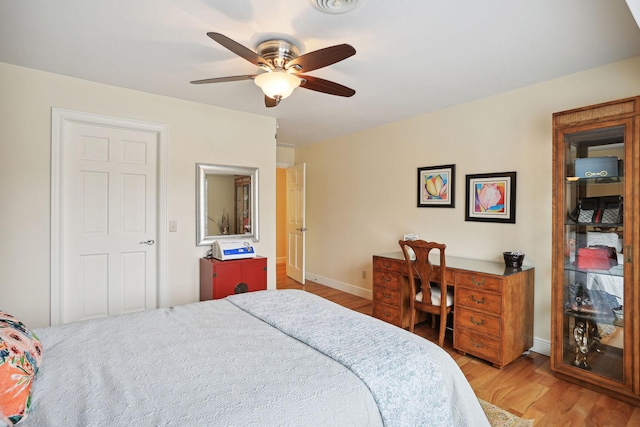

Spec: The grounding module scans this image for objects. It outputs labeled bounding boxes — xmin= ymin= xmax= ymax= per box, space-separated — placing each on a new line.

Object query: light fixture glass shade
xmin=254 ymin=72 xmax=301 ymax=99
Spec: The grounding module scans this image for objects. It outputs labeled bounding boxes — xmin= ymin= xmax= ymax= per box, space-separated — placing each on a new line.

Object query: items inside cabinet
xmin=561 ymin=125 xmax=625 ymax=380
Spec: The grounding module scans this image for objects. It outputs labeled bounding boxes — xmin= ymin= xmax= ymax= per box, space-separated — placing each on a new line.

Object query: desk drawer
xmin=372 ymin=285 xmax=401 ymax=306
xmin=456 ymin=272 xmax=502 ymax=293
xmin=455 ymin=306 xmax=500 ymax=337
xmin=373 ymin=302 xmax=401 ymax=327
xmin=456 ymin=288 xmax=502 ymax=313
xmin=373 ymin=256 xmax=403 ymax=273
xmin=373 ymin=270 xmax=402 ymax=290
xmin=455 ymin=329 xmax=501 ymax=364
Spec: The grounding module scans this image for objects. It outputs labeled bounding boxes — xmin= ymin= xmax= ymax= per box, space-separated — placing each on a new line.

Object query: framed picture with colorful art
xmin=465 ymin=171 xmax=516 ymax=223
xmin=417 ymin=164 xmax=455 ymax=208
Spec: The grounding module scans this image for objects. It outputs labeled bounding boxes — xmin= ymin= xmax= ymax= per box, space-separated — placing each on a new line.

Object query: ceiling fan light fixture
xmin=309 ymin=0 xmax=363 ymax=14
xmin=255 ymin=72 xmax=301 ymax=100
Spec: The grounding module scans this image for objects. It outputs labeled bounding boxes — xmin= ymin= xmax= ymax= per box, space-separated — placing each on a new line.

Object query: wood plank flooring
xmin=276 ymin=267 xmax=640 ymax=426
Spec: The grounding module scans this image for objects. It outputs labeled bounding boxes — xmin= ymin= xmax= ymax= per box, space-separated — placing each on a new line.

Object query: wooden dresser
xmin=372 ymin=252 xmax=534 ymax=368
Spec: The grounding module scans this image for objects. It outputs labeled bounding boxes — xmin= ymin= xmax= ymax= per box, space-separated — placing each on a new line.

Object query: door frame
xmin=50 ymin=108 xmax=168 ymax=326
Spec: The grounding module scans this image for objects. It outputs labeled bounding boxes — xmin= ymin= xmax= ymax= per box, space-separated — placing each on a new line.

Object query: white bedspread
xmin=22 ymin=290 xmax=488 ymax=426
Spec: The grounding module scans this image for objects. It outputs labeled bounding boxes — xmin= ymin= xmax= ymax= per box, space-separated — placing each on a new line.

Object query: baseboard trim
xmin=304 ymin=269 xmax=551 ymax=357
xmin=530 ymin=337 xmax=551 ymax=357
xmin=305 ymin=271 xmax=372 ymax=300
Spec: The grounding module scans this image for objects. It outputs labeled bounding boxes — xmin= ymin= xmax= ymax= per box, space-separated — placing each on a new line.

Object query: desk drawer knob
xmin=472 ymin=339 xmax=485 ymax=349
xmin=383 ymin=292 xmax=391 ymax=300
xmin=470 ymin=316 xmax=485 ymax=326
xmin=470 ymin=295 xmax=485 ymax=304
xmin=472 ymin=277 xmax=486 ymax=286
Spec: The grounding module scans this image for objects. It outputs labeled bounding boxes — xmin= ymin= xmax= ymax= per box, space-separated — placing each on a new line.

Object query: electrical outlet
xmin=362 ymin=270 xmax=366 ymax=279
xmin=169 ymin=220 xmax=177 ymax=232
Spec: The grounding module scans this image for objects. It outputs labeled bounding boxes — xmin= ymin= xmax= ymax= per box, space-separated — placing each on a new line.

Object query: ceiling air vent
xmin=309 ymin=0 xmax=363 ymax=14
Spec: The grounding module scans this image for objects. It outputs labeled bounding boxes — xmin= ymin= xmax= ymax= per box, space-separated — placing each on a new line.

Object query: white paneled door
xmin=61 ymin=122 xmax=159 ymax=323
xmin=286 ymin=163 xmax=306 ymax=284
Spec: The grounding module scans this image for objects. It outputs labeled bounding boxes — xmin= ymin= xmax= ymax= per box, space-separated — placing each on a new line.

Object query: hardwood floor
xmin=276 ymin=270 xmax=640 ymax=426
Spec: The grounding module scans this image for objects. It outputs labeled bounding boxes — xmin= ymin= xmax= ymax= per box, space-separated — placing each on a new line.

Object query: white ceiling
xmin=2 ymin=1 xmax=640 ymax=146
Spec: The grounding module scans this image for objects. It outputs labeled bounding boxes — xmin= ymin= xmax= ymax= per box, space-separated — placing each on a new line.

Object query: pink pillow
xmin=0 ymin=311 xmax=42 ymax=426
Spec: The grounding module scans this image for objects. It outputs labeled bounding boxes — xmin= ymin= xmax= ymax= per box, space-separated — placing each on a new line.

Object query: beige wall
xmin=0 ymin=62 xmax=277 ymax=328
xmin=295 ymin=55 xmax=640 ymax=351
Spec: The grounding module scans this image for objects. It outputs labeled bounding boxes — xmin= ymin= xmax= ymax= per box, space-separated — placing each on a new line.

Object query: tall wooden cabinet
xmin=551 ymin=96 xmax=640 ymax=405
xmin=235 ymin=176 xmax=251 ymax=235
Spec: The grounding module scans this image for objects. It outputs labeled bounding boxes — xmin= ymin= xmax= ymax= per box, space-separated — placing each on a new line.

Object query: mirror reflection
xmin=196 ymin=163 xmax=259 ymax=246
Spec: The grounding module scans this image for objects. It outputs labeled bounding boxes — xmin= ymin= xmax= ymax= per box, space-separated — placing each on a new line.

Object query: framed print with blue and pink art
xmin=465 ymin=171 xmax=516 ymax=223
xmin=417 ymin=164 xmax=455 ymax=208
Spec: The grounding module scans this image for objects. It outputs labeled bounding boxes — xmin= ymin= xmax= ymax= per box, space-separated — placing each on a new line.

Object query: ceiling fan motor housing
xmin=257 ymin=40 xmax=300 ymax=70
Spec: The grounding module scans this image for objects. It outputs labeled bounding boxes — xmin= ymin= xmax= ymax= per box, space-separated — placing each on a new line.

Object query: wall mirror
xmin=196 ymin=163 xmax=259 ymax=246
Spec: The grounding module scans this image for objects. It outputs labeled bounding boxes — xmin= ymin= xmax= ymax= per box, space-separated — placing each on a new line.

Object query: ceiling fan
xmin=191 ymin=32 xmax=356 ymax=107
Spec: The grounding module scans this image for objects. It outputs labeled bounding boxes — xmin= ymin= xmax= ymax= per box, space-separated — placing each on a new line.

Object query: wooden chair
xmin=398 ymin=239 xmax=454 ymax=347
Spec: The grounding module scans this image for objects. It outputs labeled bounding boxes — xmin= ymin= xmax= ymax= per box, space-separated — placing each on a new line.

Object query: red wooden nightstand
xmin=199 ymin=256 xmax=267 ymax=300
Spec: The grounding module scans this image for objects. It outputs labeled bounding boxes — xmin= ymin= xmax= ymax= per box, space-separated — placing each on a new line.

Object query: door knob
xmin=296 ymin=227 xmax=307 ymax=232
xmin=139 ymin=240 xmax=155 ymax=245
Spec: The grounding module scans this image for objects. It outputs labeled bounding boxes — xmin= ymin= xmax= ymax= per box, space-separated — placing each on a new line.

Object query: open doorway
xmin=276 ymin=164 xmax=306 ymax=286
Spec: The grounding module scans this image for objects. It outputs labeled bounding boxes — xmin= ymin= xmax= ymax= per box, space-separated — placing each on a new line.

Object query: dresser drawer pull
xmin=383 ymin=277 xmax=391 ymax=283
xmin=383 ymin=292 xmax=391 ymax=300
xmin=383 ymin=261 xmax=392 ymax=268
xmin=472 ymin=277 xmax=486 ymax=286
xmin=384 ymin=311 xmax=391 ymax=317
xmin=471 ymin=339 xmax=485 ymax=349
xmin=470 ymin=295 xmax=485 ymax=304
xmin=470 ymin=316 xmax=485 ymax=326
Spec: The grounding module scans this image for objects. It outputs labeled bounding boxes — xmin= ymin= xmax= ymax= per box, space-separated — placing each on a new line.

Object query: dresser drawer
xmin=373 ymin=256 xmax=403 ymax=273
xmin=455 ymin=272 xmax=502 ymax=293
xmin=372 ymin=285 xmax=401 ymax=306
xmin=456 ymin=287 xmax=502 ymax=313
xmin=373 ymin=302 xmax=402 ymax=327
xmin=455 ymin=306 xmax=501 ymax=337
xmin=373 ymin=270 xmax=402 ymax=290
xmin=455 ymin=329 xmax=501 ymax=364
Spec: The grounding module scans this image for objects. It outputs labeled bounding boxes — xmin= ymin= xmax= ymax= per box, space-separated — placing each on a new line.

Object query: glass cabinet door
xmin=559 ymin=122 xmax=628 ymax=383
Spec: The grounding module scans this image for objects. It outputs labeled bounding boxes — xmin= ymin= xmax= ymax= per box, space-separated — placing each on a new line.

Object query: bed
xmin=5 ymin=289 xmax=489 ymax=426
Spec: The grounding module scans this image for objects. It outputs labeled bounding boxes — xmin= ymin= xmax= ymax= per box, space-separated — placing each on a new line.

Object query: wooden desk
xmin=372 ymin=252 xmax=534 ymax=368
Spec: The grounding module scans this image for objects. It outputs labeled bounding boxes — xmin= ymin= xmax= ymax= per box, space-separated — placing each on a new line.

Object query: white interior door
xmin=61 ymin=122 xmax=158 ymax=323
xmin=286 ymin=163 xmax=306 ymax=284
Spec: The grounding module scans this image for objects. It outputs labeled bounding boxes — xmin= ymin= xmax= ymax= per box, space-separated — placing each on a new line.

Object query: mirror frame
xmin=196 ymin=163 xmax=259 ymax=246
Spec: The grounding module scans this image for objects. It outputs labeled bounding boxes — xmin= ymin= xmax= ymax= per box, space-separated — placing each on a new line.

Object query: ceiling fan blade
xmin=265 ymin=96 xmax=279 ymax=108
xmin=286 ymin=44 xmax=355 ymax=73
xmin=299 ymin=75 xmax=355 ymax=97
xmin=190 ymin=74 xmax=257 ymax=84
xmin=207 ymin=32 xmax=274 ymax=70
